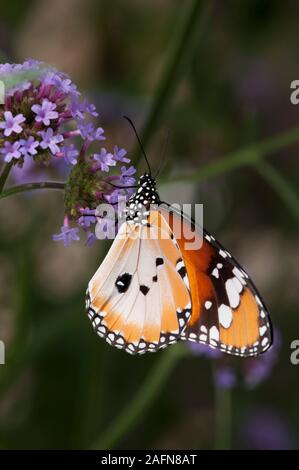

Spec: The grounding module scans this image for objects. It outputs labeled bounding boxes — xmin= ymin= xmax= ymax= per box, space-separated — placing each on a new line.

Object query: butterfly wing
xmin=86 ymin=210 xmax=192 ymax=354
xmin=159 ymin=204 xmax=273 ymax=357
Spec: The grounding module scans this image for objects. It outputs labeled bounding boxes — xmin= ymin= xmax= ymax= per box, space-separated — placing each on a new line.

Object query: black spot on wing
xmin=178 ymin=265 xmax=186 ymax=278
xmin=140 ymin=285 xmax=150 ymax=296
xmin=115 ymin=273 xmax=132 ymax=293
xmin=156 ymin=257 xmax=164 ymax=266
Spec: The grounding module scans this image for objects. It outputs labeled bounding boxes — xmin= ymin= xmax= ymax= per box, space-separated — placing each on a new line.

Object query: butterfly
xmin=85 ymin=119 xmax=273 ymax=357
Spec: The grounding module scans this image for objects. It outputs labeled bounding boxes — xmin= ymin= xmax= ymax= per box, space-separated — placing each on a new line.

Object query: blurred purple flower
xmin=0 ymin=111 xmax=25 ymax=136
xmin=78 ymin=208 xmax=97 ymax=229
xmin=103 ymin=188 xmax=123 ymax=205
xmin=94 ymin=148 xmax=116 ymax=172
xmin=120 ymin=165 xmax=137 ymax=186
xmin=78 ymin=120 xmax=94 ymax=139
xmin=39 ymin=128 xmax=64 ymax=155
xmin=84 ymin=101 xmax=98 ymax=117
xmin=114 ymin=146 xmax=130 ymax=164
xmin=32 ymin=98 xmax=58 ymax=126
xmin=19 ymin=137 xmax=39 ymax=157
xmin=57 ymin=145 xmax=79 ymax=165
xmin=92 ymin=127 xmax=105 ymax=141
xmin=1 ymin=141 xmax=22 ymax=162
xmin=53 ymin=76 xmax=79 ymax=96
xmin=241 ymin=408 xmax=295 ymax=450
xmin=214 ymin=366 xmax=237 ymax=389
xmin=70 ymin=97 xmax=95 ymax=120
xmin=53 ymin=224 xmax=80 ymax=246
xmin=86 ymin=231 xmax=97 ymax=246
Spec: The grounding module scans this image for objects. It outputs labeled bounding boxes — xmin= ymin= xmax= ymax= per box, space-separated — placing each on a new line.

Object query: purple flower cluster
xmin=0 ymin=59 xmax=99 ymax=166
xmin=0 ymin=59 xmax=136 ymax=246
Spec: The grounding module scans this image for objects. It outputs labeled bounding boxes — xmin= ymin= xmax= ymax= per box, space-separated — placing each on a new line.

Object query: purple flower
xmin=120 ymin=165 xmax=136 ymax=185
xmin=0 ymin=111 xmax=26 ymax=136
xmin=0 ymin=59 xmax=138 ymax=249
xmin=58 ymin=145 xmax=79 ymax=165
xmin=40 ymin=71 xmax=61 ymax=88
xmin=53 ymin=225 xmax=80 ymax=246
xmin=93 ymin=127 xmax=105 ymax=141
xmin=19 ymin=136 xmax=39 ymax=157
xmin=52 ymin=75 xmax=78 ymax=96
xmin=78 ymin=121 xmax=95 ymax=139
xmin=39 ymin=128 xmax=64 ymax=155
xmin=1 ymin=141 xmax=22 ymax=162
xmin=86 ymin=231 xmax=97 ymax=246
xmin=114 ymin=146 xmax=130 ymax=164
xmin=78 ymin=119 xmax=105 ymax=142
xmin=94 ymin=148 xmax=116 ymax=172
xmin=85 ymin=102 xmax=98 ymax=117
xmin=104 ymin=188 xmax=123 ymax=205
xmin=214 ymin=366 xmax=237 ymax=389
xmin=70 ymin=98 xmax=98 ymax=120
xmin=32 ymin=98 xmax=58 ymax=126
xmin=78 ymin=207 xmax=97 ymax=229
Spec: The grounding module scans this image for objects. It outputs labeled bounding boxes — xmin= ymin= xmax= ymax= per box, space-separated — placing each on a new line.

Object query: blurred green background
xmin=0 ymin=0 xmax=299 ymax=449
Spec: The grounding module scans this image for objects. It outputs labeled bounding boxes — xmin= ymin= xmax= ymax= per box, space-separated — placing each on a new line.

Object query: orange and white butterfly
xmin=85 ymin=170 xmax=273 ymax=357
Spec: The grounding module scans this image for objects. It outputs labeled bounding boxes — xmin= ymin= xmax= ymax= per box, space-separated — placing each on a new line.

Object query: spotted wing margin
xmin=158 ymin=203 xmax=273 ymax=357
xmin=86 ymin=210 xmax=192 ymax=355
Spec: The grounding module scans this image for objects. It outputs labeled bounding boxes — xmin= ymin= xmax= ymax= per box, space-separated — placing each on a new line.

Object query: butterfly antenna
xmin=123 ymin=116 xmax=151 ymax=176
xmin=106 ymin=181 xmax=138 ymax=189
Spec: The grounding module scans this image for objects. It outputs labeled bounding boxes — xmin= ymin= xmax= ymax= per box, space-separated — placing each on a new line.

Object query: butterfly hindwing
xmin=159 ymin=205 xmax=273 ymax=357
xmin=86 ymin=210 xmax=192 ymax=354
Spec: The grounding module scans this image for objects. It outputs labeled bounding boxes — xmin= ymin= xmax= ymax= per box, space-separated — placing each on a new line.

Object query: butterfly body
xmin=86 ymin=172 xmax=273 ymax=357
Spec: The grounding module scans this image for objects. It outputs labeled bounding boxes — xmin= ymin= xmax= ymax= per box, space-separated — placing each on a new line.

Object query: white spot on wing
xmin=225 ymin=278 xmax=240 ymax=308
xmin=232 ymin=276 xmax=243 ymax=294
xmin=219 ymin=249 xmax=227 ymax=258
xmin=259 ymin=325 xmax=267 ymax=336
xmin=218 ymin=304 xmax=233 ymax=328
xmin=209 ymin=326 xmax=219 ymax=341
xmin=205 ymin=300 xmax=212 ymax=310
xmin=212 ymin=268 xmax=219 ymax=279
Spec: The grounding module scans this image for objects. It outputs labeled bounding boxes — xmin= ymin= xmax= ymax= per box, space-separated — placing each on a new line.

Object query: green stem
xmin=214 ymin=386 xmax=232 ymax=450
xmin=90 ymin=344 xmax=189 ymax=450
xmin=0 ymin=162 xmax=13 ymax=193
xmin=253 ymin=161 xmax=299 ymax=226
xmin=132 ymin=0 xmax=213 ymax=166
xmin=0 ymin=181 xmax=65 ymax=199
xmin=160 ymin=124 xmax=299 ymax=185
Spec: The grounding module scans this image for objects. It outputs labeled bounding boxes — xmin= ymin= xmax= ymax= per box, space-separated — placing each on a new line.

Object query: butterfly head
xmin=134 ymin=173 xmax=160 ymax=205
xmin=125 ymin=173 xmax=160 ymax=224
